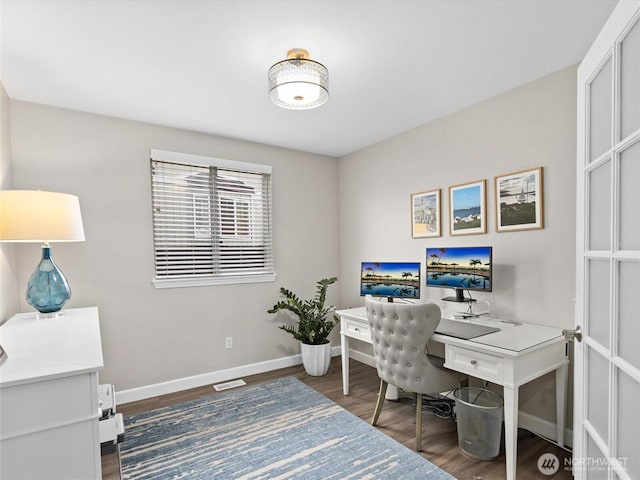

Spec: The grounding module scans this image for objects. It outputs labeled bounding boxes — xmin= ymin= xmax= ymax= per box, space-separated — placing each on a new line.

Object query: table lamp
xmin=0 ymin=190 xmax=85 ymax=314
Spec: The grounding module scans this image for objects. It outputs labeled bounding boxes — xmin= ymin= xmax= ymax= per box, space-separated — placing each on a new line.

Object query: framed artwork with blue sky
xmin=449 ymin=179 xmax=487 ymax=236
xmin=411 ymin=188 xmax=441 ymax=238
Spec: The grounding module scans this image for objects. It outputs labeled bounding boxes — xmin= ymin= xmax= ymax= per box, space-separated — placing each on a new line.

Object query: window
xmin=150 ymin=149 xmax=275 ymax=288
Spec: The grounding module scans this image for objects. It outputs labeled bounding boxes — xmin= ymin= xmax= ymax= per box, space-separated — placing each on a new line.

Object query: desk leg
xmin=556 ymin=363 xmax=568 ymax=447
xmin=341 ymin=332 xmax=350 ymax=395
xmin=503 ymin=385 xmax=518 ymax=480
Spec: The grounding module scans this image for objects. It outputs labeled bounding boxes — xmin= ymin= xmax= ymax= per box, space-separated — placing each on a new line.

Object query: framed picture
xmin=411 ymin=189 xmax=441 ymax=238
xmin=449 ymin=179 xmax=487 ymax=236
xmin=495 ymin=167 xmax=543 ymax=232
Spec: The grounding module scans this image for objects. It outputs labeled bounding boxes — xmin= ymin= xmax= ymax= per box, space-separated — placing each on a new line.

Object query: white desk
xmin=336 ymin=306 xmax=568 ymax=480
xmin=0 ymin=307 xmax=104 ymax=480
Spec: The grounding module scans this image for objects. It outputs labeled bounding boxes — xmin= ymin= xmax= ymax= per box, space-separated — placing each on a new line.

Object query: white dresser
xmin=0 ymin=307 xmax=104 ymax=480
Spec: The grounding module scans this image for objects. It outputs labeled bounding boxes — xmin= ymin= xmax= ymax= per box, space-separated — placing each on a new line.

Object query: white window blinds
xmin=150 ymin=149 xmax=275 ymax=288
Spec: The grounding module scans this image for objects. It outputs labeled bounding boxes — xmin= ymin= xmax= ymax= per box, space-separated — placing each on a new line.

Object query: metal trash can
xmin=453 ymin=387 xmax=504 ymax=460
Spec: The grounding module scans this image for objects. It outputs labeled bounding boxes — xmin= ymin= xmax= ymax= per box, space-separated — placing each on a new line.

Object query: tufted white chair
xmin=365 ymin=297 xmax=446 ymax=452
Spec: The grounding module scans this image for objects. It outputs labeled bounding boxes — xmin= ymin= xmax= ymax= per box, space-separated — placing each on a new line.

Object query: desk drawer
xmin=445 ymin=345 xmax=504 ymax=383
xmin=343 ymin=318 xmax=371 ymax=343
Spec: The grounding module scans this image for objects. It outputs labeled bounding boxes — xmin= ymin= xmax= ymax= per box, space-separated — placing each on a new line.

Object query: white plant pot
xmin=300 ymin=342 xmax=331 ymax=376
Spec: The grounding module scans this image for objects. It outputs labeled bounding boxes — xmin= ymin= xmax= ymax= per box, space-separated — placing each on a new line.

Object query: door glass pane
xmin=621 ymin=17 xmax=640 ymax=140
xmin=587 ymin=346 xmax=609 ymax=442
xmin=586 ymin=434 xmax=608 ymax=479
xmin=618 ymin=261 xmax=640 ymax=370
xmin=588 ymin=159 xmax=611 ymax=250
xmin=617 ymin=367 xmax=640 ymax=479
xmin=619 ymin=141 xmax=640 ymax=250
xmin=589 ymin=57 xmax=612 ymax=163
xmin=588 ymin=259 xmax=610 ymax=349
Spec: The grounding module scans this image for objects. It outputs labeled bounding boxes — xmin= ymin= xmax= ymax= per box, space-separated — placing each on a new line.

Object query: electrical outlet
xmin=225 ymin=336 xmax=233 ymax=349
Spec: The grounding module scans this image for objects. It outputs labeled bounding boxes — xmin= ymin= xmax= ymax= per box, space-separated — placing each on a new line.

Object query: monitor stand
xmin=373 ymin=296 xmax=395 ymax=303
xmin=442 ymin=288 xmax=476 ymax=303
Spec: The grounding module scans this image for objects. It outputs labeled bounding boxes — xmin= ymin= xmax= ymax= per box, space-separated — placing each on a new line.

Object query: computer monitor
xmin=360 ymin=262 xmax=420 ymax=301
xmin=426 ymin=246 xmax=492 ymax=302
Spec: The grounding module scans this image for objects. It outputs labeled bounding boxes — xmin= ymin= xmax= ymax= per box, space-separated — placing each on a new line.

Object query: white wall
xmin=338 ymin=66 xmax=577 ymax=427
xmin=0 ymin=83 xmax=20 ymax=323
xmin=8 ymin=101 xmax=341 ymax=391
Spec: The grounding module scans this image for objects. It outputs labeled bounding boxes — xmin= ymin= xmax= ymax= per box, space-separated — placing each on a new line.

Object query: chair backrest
xmin=365 ymin=297 xmax=442 ymax=394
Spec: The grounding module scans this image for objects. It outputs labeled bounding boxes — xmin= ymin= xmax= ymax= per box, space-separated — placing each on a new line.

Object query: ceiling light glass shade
xmin=268 ymin=49 xmax=328 ymax=110
xmin=0 ymin=190 xmax=85 ymax=314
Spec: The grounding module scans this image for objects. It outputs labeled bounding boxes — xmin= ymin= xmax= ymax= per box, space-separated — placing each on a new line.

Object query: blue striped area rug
xmin=120 ymin=376 xmax=456 ymax=480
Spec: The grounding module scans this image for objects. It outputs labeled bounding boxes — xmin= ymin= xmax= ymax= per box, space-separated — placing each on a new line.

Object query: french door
xmin=575 ymin=2 xmax=640 ymax=480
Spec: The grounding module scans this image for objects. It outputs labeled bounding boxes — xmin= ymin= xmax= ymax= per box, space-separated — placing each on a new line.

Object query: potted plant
xmin=268 ymin=277 xmax=338 ymax=376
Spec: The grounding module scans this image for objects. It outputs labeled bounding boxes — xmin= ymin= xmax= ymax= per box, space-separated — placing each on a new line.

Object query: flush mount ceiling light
xmin=268 ymin=48 xmax=328 ymax=110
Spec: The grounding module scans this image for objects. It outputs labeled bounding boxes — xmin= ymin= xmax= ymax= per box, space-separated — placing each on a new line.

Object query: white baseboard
xmin=518 ymin=410 xmax=573 ymax=449
xmin=117 ymin=345 xmax=342 ymax=404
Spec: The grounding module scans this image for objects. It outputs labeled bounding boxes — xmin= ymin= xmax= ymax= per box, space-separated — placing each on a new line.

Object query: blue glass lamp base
xmin=26 ymin=246 xmax=71 ymax=314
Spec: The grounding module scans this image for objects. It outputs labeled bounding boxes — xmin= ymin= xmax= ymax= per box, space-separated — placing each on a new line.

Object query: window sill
xmin=152 ymin=273 xmax=277 ymax=289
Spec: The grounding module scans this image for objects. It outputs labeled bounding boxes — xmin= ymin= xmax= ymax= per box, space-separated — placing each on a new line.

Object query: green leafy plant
xmin=268 ymin=277 xmax=338 ymax=345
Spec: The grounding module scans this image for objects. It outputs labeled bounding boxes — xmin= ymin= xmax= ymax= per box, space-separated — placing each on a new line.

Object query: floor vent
xmin=213 ymin=379 xmax=246 ymax=392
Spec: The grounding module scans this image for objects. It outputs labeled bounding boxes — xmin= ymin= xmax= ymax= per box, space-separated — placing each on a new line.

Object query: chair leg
xmin=415 ymin=393 xmax=423 ymax=451
xmin=371 ymin=380 xmax=388 ymax=426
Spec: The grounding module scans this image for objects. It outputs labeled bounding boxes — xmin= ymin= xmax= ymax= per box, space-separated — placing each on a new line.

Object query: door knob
xmin=563 ymin=325 xmax=582 ymax=342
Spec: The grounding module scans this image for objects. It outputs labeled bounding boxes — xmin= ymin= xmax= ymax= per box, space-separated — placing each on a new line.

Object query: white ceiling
xmin=1 ymin=0 xmax=617 ymax=158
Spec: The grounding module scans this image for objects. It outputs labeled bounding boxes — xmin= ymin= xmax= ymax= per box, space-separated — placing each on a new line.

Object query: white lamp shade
xmin=0 ymin=190 xmax=86 ymax=242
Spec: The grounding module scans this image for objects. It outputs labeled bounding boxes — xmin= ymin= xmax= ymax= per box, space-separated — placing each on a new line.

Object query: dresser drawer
xmin=342 ymin=317 xmax=371 ymax=342
xmin=445 ymin=344 xmax=504 ymax=383
xmin=1 ymin=373 xmax=99 ymax=440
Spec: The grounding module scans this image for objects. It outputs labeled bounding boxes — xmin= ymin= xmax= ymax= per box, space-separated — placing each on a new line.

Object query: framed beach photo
xmin=449 ymin=179 xmax=487 ymax=236
xmin=495 ymin=167 xmax=543 ymax=232
xmin=411 ymin=189 xmax=441 ymax=238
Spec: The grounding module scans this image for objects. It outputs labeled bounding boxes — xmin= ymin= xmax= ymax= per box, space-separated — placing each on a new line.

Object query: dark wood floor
xmin=102 ymin=357 xmax=572 ymax=480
